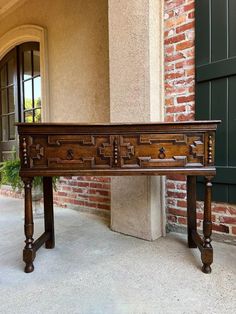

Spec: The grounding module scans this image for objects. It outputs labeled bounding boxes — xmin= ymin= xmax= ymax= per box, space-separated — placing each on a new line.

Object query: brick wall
xmin=54 ymin=176 xmax=110 ymax=215
xmin=0 ymin=177 xmax=111 ymax=216
xmin=164 ymin=0 xmax=236 ymax=238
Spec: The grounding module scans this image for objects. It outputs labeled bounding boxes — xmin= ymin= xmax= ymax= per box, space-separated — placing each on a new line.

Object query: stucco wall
xmin=0 ymin=0 xmax=110 ymax=122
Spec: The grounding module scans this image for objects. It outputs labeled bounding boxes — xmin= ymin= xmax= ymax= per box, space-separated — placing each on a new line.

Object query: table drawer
xmin=21 ymin=132 xmax=212 ymax=170
xmin=119 ymin=133 xmax=207 ymax=168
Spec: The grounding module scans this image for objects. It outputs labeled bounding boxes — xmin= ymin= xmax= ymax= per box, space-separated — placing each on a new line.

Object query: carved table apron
xmin=17 ymin=121 xmax=220 ymax=274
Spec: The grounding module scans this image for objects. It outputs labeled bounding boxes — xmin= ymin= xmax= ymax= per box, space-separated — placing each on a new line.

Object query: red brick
xmin=165 ymin=0 xmax=185 ymax=11
xmin=227 ymin=206 xmax=236 ymax=215
xmin=165 ymin=46 xmax=175 ymax=55
xmin=184 ymin=2 xmax=195 ymax=12
xmin=167 ymin=174 xmax=186 ymax=181
xmin=165 ymin=53 xmax=184 ymax=63
xmin=166 ymin=182 xmax=176 ymax=189
xmin=166 ymin=105 xmax=186 ymax=114
xmin=212 ymin=223 xmax=230 ymax=234
xmin=177 ymin=200 xmax=187 ymax=207
xmin=167 ymin=191 xmax=186 ymax=199
xmin=176 ymin=40 xmax=194 ymax=51
xmin=165 ymin=98 xmax=174 ymax=106
xmin=62 ymin=186 xmax=72 ymax=191
xmin=177 ymin=217 xmax=187 ymax=225
xmin=57 ymin=191 xmax=67 ymax=197
xmin=75 ymin=182 xmax=90 ymax=187
xmin=189 ymin=86 xmax=195 ymax=93
xmin=188 ymin=11 xmax=195 ymax=19
xmin=219 ymin=216 xmax=236 ymax=224
xmin=165 ymin=72 xmax=184 ymax=80
xmin=165 ymin=34 xmax=185 ymax=45
xmin=177 ymin=95 xmax=194 ymax=103
xmin=72 ymin=187 xmax=86 ymax=193
xmin=212 ymin=206 xmax=227 ymax=214
xmin=168 ymin=207 xmax=187 ymax=217
xmin=174 ymin=77 xmax=194 ymax=86
xmin=84 ymin=201 xmax=97 ymax=208
xmin=89 ymin=189 xmax=110 ymax=196
xmin=176 ymin=22 xmax=194 ymax=34
xmin=165 ymin=115 xmax=175 ymax=122
xmin=89 ymin=196 xmax=110 ymax=203
xmin=165 ymin=15 xmax=186 ymax=29
xmin=89 ymin=182 xmax=110 ymax=189
xmin=73 ymin=200 xmax=85 ymax=206
xmin=196 ymin=212 xmax=203 ymax=220
xmin=97 ymin=203 xmax=111 ymax=211
xmin=175 ymin=113 xmax=195 ymax=121
xmin=186 ymin=68 xmax=195 ymax=76
xmin=232 ymin=227 xmax=236 ymax=235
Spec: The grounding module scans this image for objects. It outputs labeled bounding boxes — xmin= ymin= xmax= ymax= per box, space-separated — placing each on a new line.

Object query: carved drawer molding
xmin=20 ymin=131 xmax=212 ymax=171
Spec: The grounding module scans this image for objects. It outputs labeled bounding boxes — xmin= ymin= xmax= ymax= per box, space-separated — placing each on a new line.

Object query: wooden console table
xmin=17 ymin=121 xmax=220 ymax=274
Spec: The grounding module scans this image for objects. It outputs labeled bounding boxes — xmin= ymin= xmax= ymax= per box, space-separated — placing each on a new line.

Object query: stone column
xmin=108 ymin=0 xmax=165 ymax=240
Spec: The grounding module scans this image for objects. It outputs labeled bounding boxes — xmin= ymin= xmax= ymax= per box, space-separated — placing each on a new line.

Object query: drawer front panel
xmin=119 ymin=133 xmax=205 ymax=168
xmin=21 ymin=132 xmax=208 ymax=170
xmin=22 ymin=135 xmax=116 ymax=170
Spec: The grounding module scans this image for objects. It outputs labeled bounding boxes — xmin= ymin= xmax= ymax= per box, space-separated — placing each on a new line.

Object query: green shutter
xmin=195 ymin=0 xmax=236 ymax=203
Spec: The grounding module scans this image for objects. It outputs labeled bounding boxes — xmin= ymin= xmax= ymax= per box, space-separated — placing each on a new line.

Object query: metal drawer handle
xmin=67 ymin=149 xmax=74 ymax=160
xmin=158 ymin=147 xmax=166 ymax=159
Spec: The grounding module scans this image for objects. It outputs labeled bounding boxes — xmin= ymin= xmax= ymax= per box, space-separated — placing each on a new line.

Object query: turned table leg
xmin=201 ymin=176 xmax=213 ymax=274
xmin=43 ymin=177 xmax=55 ymax=249
xmin=23 ymin=177 xmax=35 ymax=273
xmin=187 ymin=176 xmax=197 ymax=248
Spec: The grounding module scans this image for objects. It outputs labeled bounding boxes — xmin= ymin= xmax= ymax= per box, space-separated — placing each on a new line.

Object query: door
xmin=0 ymin=42 xmax=41 ymax=162
xmin=195 ymin=0 xmax=236 ymax=203
xmin=0 ymin=48 xmax=18 ymax=161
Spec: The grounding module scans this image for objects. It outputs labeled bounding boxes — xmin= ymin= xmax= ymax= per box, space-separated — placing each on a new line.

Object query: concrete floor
xmin=0 ymin=196 xmax=236 ymax=314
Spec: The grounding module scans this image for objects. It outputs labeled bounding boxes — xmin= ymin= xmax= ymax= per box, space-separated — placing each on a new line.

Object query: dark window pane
xmin=33 ymin=50 xmax=40 ymax=76
xmin=33 ymin=77 xmax=41 ymax=108
xmin=24 ymin=80 xmax=33 ymax=110
xmin=1 ymin=116 xmax=8 ymax=141
xmin=8 ymin=58 xmax=14 ymax=85
xmin=1 ymin=89 xmax=8 ymax=114
xmin=0 ymin=66 xmax=7 ymax=88
xmin=9 ymin=114 xmax=15 ymax=140
xmin=34 ymin=108 xmax=41 ymax=122
xmin=8 ymin=87 xmax=15 ymax=113
xmin=23 ymin=51 xmax=32 ymax=80
xmin=24 ymin=110 xmax=33 ymax=123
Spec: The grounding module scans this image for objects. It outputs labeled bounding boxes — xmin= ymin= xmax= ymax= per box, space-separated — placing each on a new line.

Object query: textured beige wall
xmin=0 ymin=0 xmax=110 ymax=122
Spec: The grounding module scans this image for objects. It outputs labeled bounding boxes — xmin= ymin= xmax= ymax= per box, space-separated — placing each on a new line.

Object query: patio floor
xmin=0 ymin=195 xmax=236 ymax=314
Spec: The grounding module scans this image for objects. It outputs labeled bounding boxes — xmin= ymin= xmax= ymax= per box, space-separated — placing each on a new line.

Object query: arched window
xmin=0 ymin=42 xmax=41 ymax=161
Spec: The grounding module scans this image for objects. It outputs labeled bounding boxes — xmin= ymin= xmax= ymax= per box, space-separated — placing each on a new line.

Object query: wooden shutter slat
xmin=196 ymin=57 xmax=236 ymax=82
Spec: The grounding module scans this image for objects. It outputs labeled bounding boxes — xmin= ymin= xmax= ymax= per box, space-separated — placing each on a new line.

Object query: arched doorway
xmin=0 ymin=42 xmax=41 ymax=161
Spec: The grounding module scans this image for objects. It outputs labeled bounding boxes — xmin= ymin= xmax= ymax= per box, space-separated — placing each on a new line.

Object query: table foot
xmin=23 ymin=247 xmax=36 ymax=273
xmin=202 ymin=264 xmax=211 ymax=274
xmin=24 ymin=263 xmax=34 ymax=273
